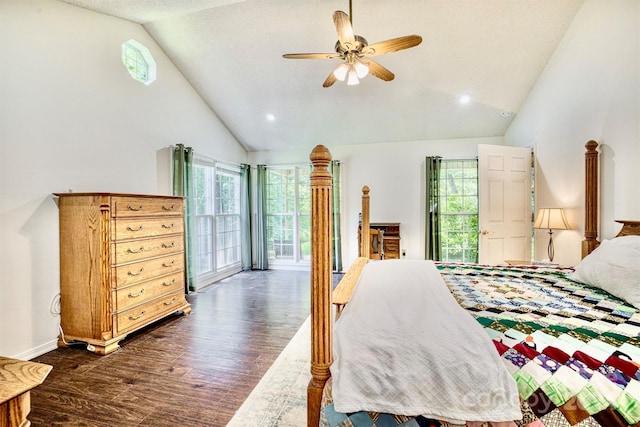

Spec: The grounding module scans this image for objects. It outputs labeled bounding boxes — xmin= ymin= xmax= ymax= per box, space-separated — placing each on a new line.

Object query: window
xmin=192 ymin=157 xmax=241 ymax=285
xmin=439 ymin=159 xmax=479 ymax=263
xmin=215 ymin=168 xmax=241 ymax=269
xmin=121 ymin=39 xmax=157 ymax=85
xmin=265 ymin=165 xmax=311 ymax=265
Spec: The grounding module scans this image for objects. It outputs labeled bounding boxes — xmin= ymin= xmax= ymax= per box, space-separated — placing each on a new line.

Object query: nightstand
xmin=504 ymin=259 xmax=532 ymax=265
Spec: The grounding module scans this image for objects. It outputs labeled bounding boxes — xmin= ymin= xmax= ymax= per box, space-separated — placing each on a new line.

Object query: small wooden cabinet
xmin=54 ymin=193 xmax=191 ymax=355
xmin=358 ymin=222 xmax=401 ymax=260
xmin=0 ymin=357 xmax=51 ymax=427
xmin=504 ymin=259 xmax=532 ymax=266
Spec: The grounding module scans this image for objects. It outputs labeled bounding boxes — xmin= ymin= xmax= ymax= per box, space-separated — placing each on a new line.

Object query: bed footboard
xmin=332 ymin=256 xmax=368 ymax=318
xmin=308 ymin=145 xmax=334 ymax=427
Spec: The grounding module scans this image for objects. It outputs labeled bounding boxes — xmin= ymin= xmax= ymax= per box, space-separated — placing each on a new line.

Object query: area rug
xmin=226 ymin=316 xmax=311 ymax=426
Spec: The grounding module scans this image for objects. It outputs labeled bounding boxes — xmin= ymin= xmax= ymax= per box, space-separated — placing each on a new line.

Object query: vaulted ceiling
xmin=57 ymin=0 xmax=585 ymax=152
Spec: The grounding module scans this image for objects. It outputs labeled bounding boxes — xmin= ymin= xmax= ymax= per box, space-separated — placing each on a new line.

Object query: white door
xmin=478 ymin=144 xmax=532 ymax=264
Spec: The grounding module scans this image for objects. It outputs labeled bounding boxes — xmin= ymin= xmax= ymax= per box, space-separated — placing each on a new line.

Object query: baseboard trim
xmin=12 ymin=339 xmax=59 ymax=361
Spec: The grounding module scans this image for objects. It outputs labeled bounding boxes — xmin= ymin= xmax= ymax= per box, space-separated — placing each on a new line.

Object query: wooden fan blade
xmin=361 ymin=35 xmax=422 ymax=57
xmin=361 ymin=59 xmax=394 ymax=81
xmin=333 ymin=10 xmax=356 ymax=50
xmin=323 ymin=70 xmax=338 ymax=88
xmin=283 ymin=53 xmax=343 ymax=59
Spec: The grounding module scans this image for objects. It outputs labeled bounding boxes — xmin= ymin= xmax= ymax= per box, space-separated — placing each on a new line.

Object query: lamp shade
xmin=333 ymin=64 xmax=349 ymax=81
xmin=354 ymin=60 xmax=369 ymax=78
xmin=534 ymin=208 xmax=570 ymax=230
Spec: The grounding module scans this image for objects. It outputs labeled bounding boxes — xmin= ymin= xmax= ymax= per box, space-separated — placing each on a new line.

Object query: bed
xmin=307 ymin=141 xmax=640 ymax=427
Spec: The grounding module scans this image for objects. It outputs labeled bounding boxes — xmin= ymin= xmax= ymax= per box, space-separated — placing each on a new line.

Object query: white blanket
xmin=331 ymin=260 xmax=521 ymax=424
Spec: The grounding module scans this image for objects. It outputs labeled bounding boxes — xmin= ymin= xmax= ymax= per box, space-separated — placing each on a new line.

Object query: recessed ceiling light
xmin=459 ymin=94 xmax=471 ymax=104
xmin=266 ymin=113 xmax=276 ymax=121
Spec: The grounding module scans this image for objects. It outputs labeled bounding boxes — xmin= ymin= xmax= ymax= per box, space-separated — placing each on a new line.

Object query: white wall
xmin=0 ymin=0 xmax=246 ymax=359
xmin=505 ymin=0 xmax=640 ymax=266
xmin=249 ymin=137 xmax=504 ymax=268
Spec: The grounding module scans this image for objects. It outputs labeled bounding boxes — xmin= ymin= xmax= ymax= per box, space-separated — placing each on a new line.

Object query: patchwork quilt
xmin=321 ymin=263 xmax=640 ymax=427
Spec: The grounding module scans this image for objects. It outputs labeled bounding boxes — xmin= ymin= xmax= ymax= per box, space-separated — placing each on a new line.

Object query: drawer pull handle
xmin=128 ymin=289 xmax=145 ymax=298
xmin=162 ymin=242 xmax=175 ymax=249
xmin=126 ymin=225 xmax=144 ymax=232
xmin=128 ymin=310 xmax=146 ymax=320
xmin=162 ymin=260 xmax=175 ymax=267
xmin=162 ymin=279 xmax=176 ymax=286
xmin=128 ymin=268 xmax=144 ymax=276
xmin=162 ymin=205 xmax=175 ymax=211
xmin=127 ymin=246 xmax=146 ymax=254
xmin=163 ymin=298 xmax=177 ymax=306
xmin=161 ymin=223 xmax=175 ymax=229
xmin=127 ymin=205 xmax=143 ymax=211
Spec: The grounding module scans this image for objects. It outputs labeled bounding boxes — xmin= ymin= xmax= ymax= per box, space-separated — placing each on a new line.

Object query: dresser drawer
xmin=112 ymin=235 xmax=184 ymax=265
xmin=114 ymin=290 xmax=186 ymax=336
xmin=113 ymin=271 xmax=184 ymax=312
xmin=384 ymin=239 xmax=399 ymax=252
xmin=111 ymin=197 xmax=183 ymax=218
xmin=112 ymin=254 xmax=184 ymax=288
xmin=112 ymin=217 xmax=184 ymax=241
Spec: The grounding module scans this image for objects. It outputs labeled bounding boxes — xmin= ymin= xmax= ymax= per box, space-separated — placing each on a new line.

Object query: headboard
xmin=615 ymin=220 xmax=640 ymax=237
xmin=581 ymin=141 xmax=640 ymax=254
xmin=582 ymin=140 xmax=599 ymax=258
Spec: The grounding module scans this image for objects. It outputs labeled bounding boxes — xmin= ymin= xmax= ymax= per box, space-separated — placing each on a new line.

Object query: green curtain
xmin=240 ymin=164 xmax=253 ymax=271
xmin=330 ymin=160 xmax=343 ymax=272
xmin=425 ymin=156 xmax=442 ymax=261
xmin=254 ymin=165 xmax=269 ymax=270
xmin=172 ymin=144 xmax=196 ymax=292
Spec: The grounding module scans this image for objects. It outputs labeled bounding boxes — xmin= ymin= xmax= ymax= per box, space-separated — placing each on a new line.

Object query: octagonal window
xmin=122 ymin=39 xmax=156 ymax=85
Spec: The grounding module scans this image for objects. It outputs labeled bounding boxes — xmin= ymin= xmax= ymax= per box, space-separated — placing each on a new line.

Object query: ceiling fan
xmin=283 ymin=1 xmax=422 ymax=87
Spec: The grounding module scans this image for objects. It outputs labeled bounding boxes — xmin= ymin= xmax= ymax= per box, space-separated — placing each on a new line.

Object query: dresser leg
xmin=90 ymin=341 xmax=121 ymax=355
xmin=56 ymin=335 xmax=122 ymax=355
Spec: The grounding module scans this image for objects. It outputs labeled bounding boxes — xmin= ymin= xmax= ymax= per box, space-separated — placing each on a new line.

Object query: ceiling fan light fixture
xmin=283 ymin=4 xmax=422 ymax=88
xmin=333 ymin=63 xmax=349 ymax=81
xmin=354 ymin=60 xmax=369 ymax=78
xmin=347 ymin=68 xmax=360 ymax=85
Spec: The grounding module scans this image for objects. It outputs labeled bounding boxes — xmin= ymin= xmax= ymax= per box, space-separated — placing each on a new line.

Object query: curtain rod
xmin=171 ymin=144 xmax=243 ymax=168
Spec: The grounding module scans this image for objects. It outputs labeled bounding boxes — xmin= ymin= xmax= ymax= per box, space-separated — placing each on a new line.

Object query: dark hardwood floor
xmin=30 ymin=269 xmax=312 ymax=427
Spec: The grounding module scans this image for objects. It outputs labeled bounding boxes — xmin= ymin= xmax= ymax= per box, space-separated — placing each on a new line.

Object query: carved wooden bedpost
xmin=361 ymin=185 xmax=370 ymax=257
xmin=582 ymin=140 xmax=600 ymax=258
xmin=308 ymin=145 xmax=333 ymax=427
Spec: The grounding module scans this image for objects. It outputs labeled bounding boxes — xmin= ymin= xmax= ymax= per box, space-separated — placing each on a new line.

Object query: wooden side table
xmin=504 ymin=259 xmax=532 ymax=265
xmin=0 ymin=356 xmax=52 ymax=427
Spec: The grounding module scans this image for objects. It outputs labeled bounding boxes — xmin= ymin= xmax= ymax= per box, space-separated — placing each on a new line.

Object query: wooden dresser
xmin=53 ymin=193 xmax=192 ymax=355
xmin=358 ymin=222 xmax=401 ymax=260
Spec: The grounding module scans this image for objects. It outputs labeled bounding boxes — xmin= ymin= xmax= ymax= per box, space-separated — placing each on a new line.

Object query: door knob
xmin=480 ymin=229 xmax=490 ymax=235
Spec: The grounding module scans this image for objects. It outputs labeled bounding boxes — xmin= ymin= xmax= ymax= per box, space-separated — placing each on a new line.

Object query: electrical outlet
xmin=402 ymin=249 xmax=406 ymax=257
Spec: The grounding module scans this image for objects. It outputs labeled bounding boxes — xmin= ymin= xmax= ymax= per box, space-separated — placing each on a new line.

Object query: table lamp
xmin=534 ymin=208 xmax=570 ymax=262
